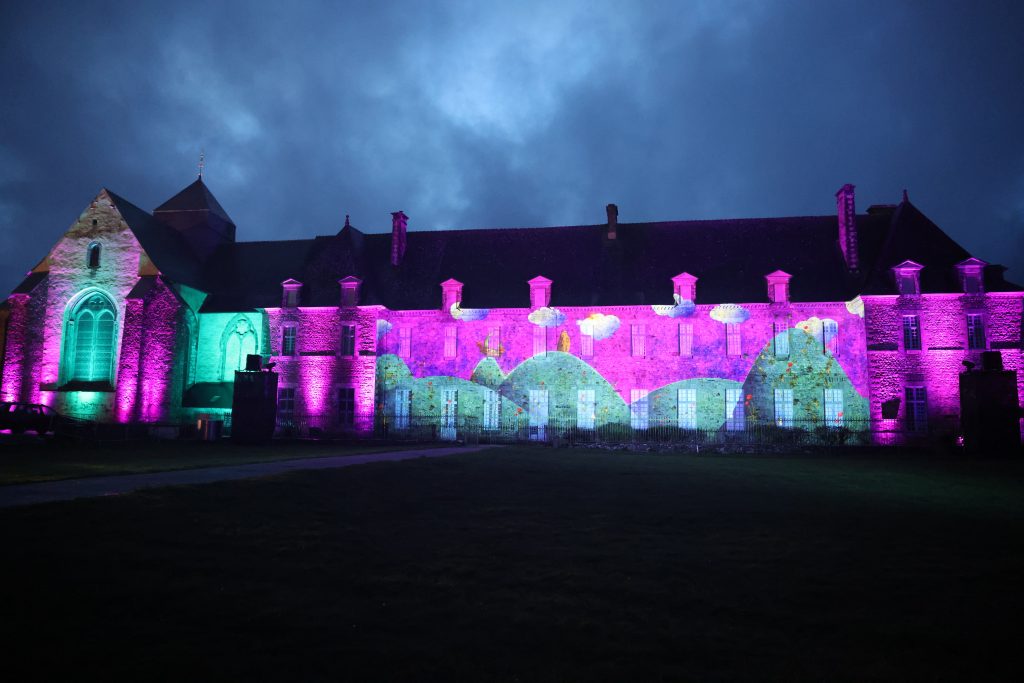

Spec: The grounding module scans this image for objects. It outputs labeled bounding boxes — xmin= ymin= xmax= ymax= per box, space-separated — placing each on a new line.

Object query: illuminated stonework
xmin=1 ymin=179 xmax=1020 ymax=444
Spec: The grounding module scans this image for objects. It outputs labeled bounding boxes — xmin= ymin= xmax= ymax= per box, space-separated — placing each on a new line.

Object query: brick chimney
xmin=391 ymin=210 xmax=408 ymax=266
xmin=606 ymin=203 xmax=618 ymax=240
xmin=835 ymin=184 xmax=858 ymax=271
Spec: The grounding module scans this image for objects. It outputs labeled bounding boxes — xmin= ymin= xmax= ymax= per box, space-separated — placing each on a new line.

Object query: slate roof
xmin=79 ymin=180 xmax=1022 ymax=311
xmin=106 ymin=191 xmax=207 ymax=289
xmin=154 ymin=178 xmax=235 ymax=225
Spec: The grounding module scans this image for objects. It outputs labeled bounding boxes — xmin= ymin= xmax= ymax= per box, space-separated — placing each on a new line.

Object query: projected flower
xmin=709 ymin=304 xmax=750 ymax=324
xmin=528 ymin=307 xmax=566 ymax=328
xmin=376 ymin=320 xmax=393 ymax=337
xmin=450 ymin=302 xmax=490 ymax=321
xmin=845 ymin=296 xmax=865 ymax=318
xmin=577 ymin=313 xmax=620 ymax=341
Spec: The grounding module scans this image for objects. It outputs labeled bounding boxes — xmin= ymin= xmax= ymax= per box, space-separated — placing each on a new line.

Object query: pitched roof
xmin=105 ymin=191 xmax=207 ymax=289
xmin=153 ymin=177 xmax=234 ymax=225
xmin=194 ymin=214 xmax=882 ymax=311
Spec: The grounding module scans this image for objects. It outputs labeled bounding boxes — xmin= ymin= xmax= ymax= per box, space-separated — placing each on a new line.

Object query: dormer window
xmin=892 ymin=260 xmax=923 ymax=296
xmin=671 ymin=272 xmax=698 ymax=303
xmin=339 ymin=276 xmax=362 ymax=307
xmin=765 ymin=270 xmax=791 ymax=304
xmin=528 ymin=276 xmax=552 ymax=309
xmin=441 ymin=278 xmax=464 ymax=312
xmin=281 ymin=279 xmax=302 ymax=308
xmin=955 ymin=257 xmax=986 ymax=295
xmin=87 ymin=242 xmax=101 ymax=269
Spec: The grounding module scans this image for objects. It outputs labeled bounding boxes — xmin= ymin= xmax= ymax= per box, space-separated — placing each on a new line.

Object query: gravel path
xmin=0 ymin=444 xmax=500 ymax=509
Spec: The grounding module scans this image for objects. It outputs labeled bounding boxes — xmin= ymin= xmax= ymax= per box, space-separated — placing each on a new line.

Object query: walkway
xmin=0 ymin=444 xmax=500 ymax=509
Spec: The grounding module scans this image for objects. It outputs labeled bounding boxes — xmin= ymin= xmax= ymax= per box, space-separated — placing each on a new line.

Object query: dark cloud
xmin=1 ymin=0 xmax=1022 ymax=294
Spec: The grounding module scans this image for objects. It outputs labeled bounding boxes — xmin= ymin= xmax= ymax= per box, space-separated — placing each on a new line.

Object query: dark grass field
xmin=2 ymin=447 xmax=1023 ymax=681
xmin=0 ymin=437 xmax=434 ymax=485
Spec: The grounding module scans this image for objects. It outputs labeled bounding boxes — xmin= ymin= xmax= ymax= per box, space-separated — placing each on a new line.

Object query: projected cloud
xmin=709 ymin=304 xmax=750 ymax=324
xmin=528 ymin=306 xmax=567 ymax=327
xmin=376 ymin=319 xmax=393 ymax=337
xmin=577 ymin=313 xmax=620 ymax=341
xmin=795 ymin=316 xmax=839 ymax=342
xmin=450 ymin=302 xmax=490 ymax=321
xmin=652 ymin=298 xmax=696 ymax=318
xmin=845 ymin=296 xmax=865 ymax=318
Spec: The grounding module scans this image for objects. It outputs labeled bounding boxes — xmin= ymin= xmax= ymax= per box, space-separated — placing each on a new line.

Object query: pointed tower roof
xmin=154 ymin=177 xmax=234 ymax=225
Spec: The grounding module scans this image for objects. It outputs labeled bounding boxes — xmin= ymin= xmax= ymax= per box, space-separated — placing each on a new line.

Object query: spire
xmin=902 ymin=189 xmax=909 ymax=203
xmin=344 ymin=214 xmax=351 ymax=228
xmin=198 ymin=149 xmax=205 ymax=179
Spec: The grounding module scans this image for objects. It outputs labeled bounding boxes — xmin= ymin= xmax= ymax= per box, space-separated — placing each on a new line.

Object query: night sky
xmin=2 ymin=0 xmax=1022 ymax=296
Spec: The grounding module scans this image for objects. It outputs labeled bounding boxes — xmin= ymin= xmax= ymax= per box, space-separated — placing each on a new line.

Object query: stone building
xmin=1 ymin=178 xmax=1021 ymax=443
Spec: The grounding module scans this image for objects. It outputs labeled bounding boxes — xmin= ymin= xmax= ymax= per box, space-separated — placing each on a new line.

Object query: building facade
xmin=1 ymin=179 xmax=1021 ymax=443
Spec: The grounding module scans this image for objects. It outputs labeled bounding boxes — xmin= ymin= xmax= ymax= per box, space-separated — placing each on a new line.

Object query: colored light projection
xmin=377 ymin=303 xmax=869 ymax=432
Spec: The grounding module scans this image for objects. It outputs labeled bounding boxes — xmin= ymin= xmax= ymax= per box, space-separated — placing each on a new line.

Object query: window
xmin=528 ymin=389 xmax=548 ymax=440
xmin=774 ymin=321 xmax=789 ymax=357
xmin=678 ymin=323 xmax=693 ymax=357
xmin=577 ymin=389 xmax=596 ymax=429
xmin=444 ymin=325 xmax=457 ymax=359
xmin=441 ymin=389 xmax=458 ymax=440
xmin=66 ymin=292 xmax=116 ymax=382
xmin=533 ymin=326 xmax=547 ymax=357
xmin=774 ymin=389 xmax=793 ymax=427
xmin=898 ymin=272 xmax=920 ymax=296
xmin=823 ymin=319 xmax=839 ymax=356
xmin=677 ymin=388 xmax=697 ymax=429
xmin=340 ymin=324 xmax=356 ymax=357
xmin=726 ymin=323 xmax=742 ymax=356
xmin=486 ymin=325 xmax=501 ymax=356
xmin=902 ymin=315 xmax=921 ymax=351
xmin=338 ymin=387 xmax=355 ymax=426
xmin=823 ymin=389 xmax=843 ymax=427
xmin=725 ymin=388 xmax=744 ymax=431
xmin=580 ymin=329 xmax=594 ymax=358
xmin=285 ymin=288 xmax=299 ymax=307
xmin=482 ymin=388 xmax=500 ymax=430
xmin=967 ymin=314 xmax=986 ymax=350
xmin=222 ymin=315 xmax=257 ymax=380
xmin=905 ymin=387 xmax=927 ymax=432
xmin=631 ymin=324 xmax=646 ymax=358
xmin=87 ymin=242 xmax=101 ymax=269
xmin=630 ymin=389 xmax=649 ymax=430
xmin=282 ymin=326 xmax=297 ymax=356
xmin=393 ymin=388 xmax=411 ymax=430
xmin=277 ymin=387 xmax=295 ymax=423
xmin=398 ymin=327 xmax=411 ymax=358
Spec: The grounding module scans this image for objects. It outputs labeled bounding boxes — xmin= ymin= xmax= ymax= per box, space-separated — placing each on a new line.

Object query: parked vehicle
xmin=0 ymin=402 xmax=60 ymax=435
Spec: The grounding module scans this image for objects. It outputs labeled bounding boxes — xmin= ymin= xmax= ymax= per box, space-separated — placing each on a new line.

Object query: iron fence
xmin=371 ymin=414 xmax=939 ymax=450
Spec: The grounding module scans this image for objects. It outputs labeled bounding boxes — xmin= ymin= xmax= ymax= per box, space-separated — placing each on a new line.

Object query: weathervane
xmin=198 ymin=150 xmax=205 ymax=179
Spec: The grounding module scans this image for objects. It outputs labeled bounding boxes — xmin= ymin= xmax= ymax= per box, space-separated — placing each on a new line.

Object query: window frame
xmin=340 ymin=324 xmax=357 ymax=357
xmin=902 ymin=315 xmax=921 ymax=352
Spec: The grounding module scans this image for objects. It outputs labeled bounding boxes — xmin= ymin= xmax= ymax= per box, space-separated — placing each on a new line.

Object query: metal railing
xmin=370 ymin=414 xmax=937 ymax=450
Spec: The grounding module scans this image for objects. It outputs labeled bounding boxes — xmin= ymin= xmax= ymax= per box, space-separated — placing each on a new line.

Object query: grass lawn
xmin=2 ymin=448 xmax=1023 ymax=681
xmin=0 ymin=437 xmax=436 ymax=485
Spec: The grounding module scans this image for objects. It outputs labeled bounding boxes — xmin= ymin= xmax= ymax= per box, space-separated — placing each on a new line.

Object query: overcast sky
xmin=1 ymin=0 xmax=1022 ymax=295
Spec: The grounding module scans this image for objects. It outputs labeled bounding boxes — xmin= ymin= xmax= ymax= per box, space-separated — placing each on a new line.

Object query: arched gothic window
xmin=87 ymin=242 xmax=102 ymax=269
xmin=222 ymin=316 xmax=257 ymax=380
xmin=65 ymin=292 xmax=117 ymax=383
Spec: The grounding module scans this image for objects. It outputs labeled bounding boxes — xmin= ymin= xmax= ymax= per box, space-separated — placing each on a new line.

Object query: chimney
xmin=606 ymin=203 xmax=618 ymax=240
xmin=391 ymin=210 xmax=408 ymax=266
xmin=835 ymin=184 xmax=858 ymax=271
